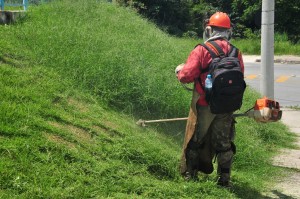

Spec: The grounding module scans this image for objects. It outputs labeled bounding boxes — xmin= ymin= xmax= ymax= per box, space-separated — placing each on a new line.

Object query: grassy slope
xmin=0 ymin=0 xmax=296 ymax=198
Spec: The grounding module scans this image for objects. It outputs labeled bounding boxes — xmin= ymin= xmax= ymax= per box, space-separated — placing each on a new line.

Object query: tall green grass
xmin=12 ymin=0 xmax=197 ymax=119
xmin=233 ymin=32 xmax=300 ymax=55
xmin=0 ymin=0 xmax=297 ymax=198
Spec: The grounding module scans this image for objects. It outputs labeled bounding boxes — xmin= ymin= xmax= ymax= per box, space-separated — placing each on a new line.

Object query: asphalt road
xmin=244 ymin=61 xmax=300 ymax=107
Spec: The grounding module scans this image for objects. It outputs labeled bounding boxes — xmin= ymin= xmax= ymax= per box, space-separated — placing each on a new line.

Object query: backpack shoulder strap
xmin=228 ymin=44 xmax=239 ymax=57
xmin=195 ymin=43 xmax=218 ymax=59
xmin=194 ymin=44 xmax=215 ymax=75
xmin=206 ymin=41 xmax=225 ymax=57
xmin=193 ymin=43 xmax=217 ymax=88
xmin=193 ymin=43 xmax=217 ymax=74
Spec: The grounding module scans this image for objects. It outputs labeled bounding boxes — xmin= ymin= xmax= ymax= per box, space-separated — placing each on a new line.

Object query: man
xmin=175 ymin=12 xmax=245 ymax=187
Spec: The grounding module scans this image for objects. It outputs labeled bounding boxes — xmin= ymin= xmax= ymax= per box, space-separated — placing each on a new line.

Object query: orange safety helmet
xmin=207 ymin=12 xmax=231 ymax=29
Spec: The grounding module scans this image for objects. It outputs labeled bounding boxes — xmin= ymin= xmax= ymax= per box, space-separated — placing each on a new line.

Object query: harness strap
xmin=200 ymin=43 xmax=218 ymax=59
xmin=205 ymin=41 xmax=225 ymax=57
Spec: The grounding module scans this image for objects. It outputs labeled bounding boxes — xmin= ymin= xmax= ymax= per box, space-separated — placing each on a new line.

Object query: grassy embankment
xmin=0 ymin=1 xmax=297 ymax=198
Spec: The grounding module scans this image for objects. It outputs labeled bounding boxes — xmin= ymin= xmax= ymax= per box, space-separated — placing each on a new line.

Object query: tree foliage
xmin=116 ymin=0 xmax=300 ymax=43
xmin=116 ymin=0 xmax=193 ymax=35
xmin=275 ymin=0 xmax=300 ymax=43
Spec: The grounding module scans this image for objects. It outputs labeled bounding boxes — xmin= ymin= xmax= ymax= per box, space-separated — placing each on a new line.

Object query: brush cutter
xmin=136 ymin=97 xmax=282 ymax=127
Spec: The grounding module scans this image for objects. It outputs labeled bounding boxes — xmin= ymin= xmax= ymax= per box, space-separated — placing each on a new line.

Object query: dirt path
xmin=267 ymin=108 xmax=300 ymax=198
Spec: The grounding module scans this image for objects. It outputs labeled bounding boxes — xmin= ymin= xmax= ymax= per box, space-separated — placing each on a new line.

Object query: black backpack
xmin=200 ymin=40 xmax=246 ymax=114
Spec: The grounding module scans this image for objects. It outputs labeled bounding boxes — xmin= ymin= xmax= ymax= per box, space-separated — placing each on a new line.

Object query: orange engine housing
xmin=254 ymin=97 xmax=282 ymax=121
xmin=254 ymin=97 xmax=280 ymax=110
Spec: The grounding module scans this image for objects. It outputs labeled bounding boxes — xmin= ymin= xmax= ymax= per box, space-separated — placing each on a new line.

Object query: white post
xmin=261 ymin=0 xmax=275 ymax=98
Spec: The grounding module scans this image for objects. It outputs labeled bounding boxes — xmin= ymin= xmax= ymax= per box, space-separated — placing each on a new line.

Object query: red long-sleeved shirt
xmin=177 ymin=39 xmax=244 ymax=106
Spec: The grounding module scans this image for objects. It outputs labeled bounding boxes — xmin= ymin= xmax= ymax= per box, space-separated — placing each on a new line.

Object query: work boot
xmin=216 ymin=149 xmax=234 ymax=188
xmin=184 ymin=148 xmax=200 ymax=181
xmin=217 ymin=173 xmax=231 ymax=188
xmin=183 ymin=170 xmax=199 ymax=181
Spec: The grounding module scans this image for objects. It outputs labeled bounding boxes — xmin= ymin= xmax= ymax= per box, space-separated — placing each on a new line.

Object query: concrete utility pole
xmin=261 ymin=0 xmax=275 ymax=99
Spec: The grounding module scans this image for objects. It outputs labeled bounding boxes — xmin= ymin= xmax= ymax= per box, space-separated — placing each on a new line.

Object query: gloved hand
xmin=175 ymin=63 xmax=185 ymax=76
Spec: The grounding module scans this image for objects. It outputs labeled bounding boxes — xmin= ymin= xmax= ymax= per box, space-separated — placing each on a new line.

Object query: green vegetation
xmin=0 ymin=0 xmax=297 ymax=198
xmin=233 ymin=37 xmax=300 ymax=55
xmin=116 ymin=0 xmax=300 ymax=43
